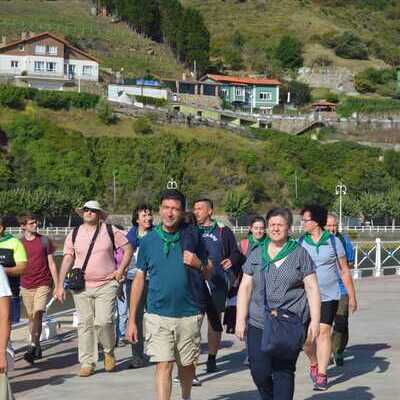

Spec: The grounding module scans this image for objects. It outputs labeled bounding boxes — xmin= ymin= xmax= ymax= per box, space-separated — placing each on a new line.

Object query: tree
xmin=287 ymin=80 xmax=311 ymax=106
xmin=224 ymin=189 xmax=252 ymax=226
xmin=159 ymin=0 xmax=184 ymax=51
xmin=275 ymin=35 xmax=304 ymax=70
xmin=177 ymin=7 xmax=210 ymax=74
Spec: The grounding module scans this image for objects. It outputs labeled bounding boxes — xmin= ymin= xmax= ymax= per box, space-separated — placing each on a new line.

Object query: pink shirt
xmin=63 ymin=224 xmax=128 ymax=288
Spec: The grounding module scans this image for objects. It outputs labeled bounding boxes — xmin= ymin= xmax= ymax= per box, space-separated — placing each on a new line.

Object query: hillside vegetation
xmin=182 ymin=0 xmax=398 ymax=73
xmin=2 ymin=102 xmax=400 ymax=217
xmin=0 ymin=0 xmax=183 ymax=77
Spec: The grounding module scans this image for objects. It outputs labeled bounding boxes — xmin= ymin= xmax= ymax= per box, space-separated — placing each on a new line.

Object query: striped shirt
xmin=243 ymin=245 xmax=316 ymax=329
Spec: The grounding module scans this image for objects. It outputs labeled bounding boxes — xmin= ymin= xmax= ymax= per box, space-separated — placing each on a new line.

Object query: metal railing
xmin=7 ymin=227 xmax=74 ymax=236
xmin=231 ymin=225 xmax=400 ymax=233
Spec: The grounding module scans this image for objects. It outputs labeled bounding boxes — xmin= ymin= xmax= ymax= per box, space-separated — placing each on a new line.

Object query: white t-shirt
xmin=0 ymin=266 xmax=12 ymax=297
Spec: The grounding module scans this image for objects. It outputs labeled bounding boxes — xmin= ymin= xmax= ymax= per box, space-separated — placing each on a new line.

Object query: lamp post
xmin=335 ymin=182 xmax=347 ymax=232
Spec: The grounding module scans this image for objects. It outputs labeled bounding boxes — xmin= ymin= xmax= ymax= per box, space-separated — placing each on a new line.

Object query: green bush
xmin=326 ymin=92 xmax=340 ymax=103
xmin=96 ymin=98 xmax=116 ymax=124
xmin=354 ymin=68 xmax=396 ymax=95
xmin=34 ymin=91 xmax=70 ymax=110
xmin=135 ymin=95 xmax=167 ymax=107
xmin=275 ymin=35 xmax=304 ymax=70
xmin=133 ymin=116 xmax=154 ymax=135
xmin=337 ymin=97 xmax=400 ymax=117
xmin=321 ymin=31 xmax=369 ymax=60
xmin=0 ymin=85 xmax=37 ymax=109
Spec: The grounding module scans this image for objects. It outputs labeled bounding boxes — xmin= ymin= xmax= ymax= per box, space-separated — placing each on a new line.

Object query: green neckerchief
xmin=155 ymin=224 xmax=181 ymax=256
xmin=303 ymin=230 xmax=331 ymax=254
xmin=261 ymin=237 xmax=298 ymax=271
xmin=248 ymin=233 xmax=267 ymax=250
xmin=198 ymin=220 xmax=218 ymax=234
xmin=0 ymin=233 xmax=13 ymax=243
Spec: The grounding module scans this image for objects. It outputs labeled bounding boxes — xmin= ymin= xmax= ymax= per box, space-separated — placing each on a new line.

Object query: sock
xmin=208 ymin=354 xmax=216 ymax=362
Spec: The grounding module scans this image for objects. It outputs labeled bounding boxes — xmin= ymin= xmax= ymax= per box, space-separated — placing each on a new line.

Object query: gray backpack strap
xmin=41 ymin=235 xmax=49 ymax=257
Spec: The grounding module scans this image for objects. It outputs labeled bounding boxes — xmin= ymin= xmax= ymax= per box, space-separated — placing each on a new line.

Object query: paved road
xmin=9 ymin=277 xmax=400 ymax=399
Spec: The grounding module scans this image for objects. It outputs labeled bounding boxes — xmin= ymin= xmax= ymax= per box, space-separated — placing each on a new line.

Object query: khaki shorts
xmin=21 ymin=286 xmax=51 ymax=319
xmin=144 ymin=313 xmax=202 ymax=366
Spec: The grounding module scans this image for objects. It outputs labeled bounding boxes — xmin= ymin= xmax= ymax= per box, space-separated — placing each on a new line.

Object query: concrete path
xmin=9 ymin=276 xmax=400 ymax=399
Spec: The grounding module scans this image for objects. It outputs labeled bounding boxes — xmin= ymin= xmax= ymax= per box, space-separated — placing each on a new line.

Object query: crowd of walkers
xmin=0 ymin=190 xmax=358 ymax=400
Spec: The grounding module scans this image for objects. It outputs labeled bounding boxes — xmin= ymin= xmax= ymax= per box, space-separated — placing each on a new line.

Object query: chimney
xmin=1 ymin=36 xmax=6 ymax=47
xmin=21 ymin=32 xmax=27 ymax=40
xmin=29 ymin=31 xmax=35 ymax=38
xmin=182 ymin=72 xmax=186 ymax=81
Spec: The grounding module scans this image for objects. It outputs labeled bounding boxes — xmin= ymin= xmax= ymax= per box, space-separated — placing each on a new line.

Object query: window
xmin=82 ymin=65 xmax=93 ymax=76
xmin=47 ymin=46 xmax=58 ymax=55
xmin=235 ymin=88 xmax=244 ymax=97
xmin=34 ymin=45 xmax=46 ymax=55
xmin=220 ymin=88 xmax=228 ymax=98
xmin=46 ymin=62 xmax=57 ymax=72
xmin=34 ymin=61 xmax=45 ymax=72
xmin=260 ymin=92 xmax=273 ymax=101
xmin=18 ymin=44 xmax=24 ymax=52
xmin=10 ymin=60 xmax=18 ymax=68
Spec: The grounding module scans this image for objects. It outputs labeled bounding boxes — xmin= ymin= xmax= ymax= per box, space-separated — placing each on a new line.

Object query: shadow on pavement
xmin=11 ymin=374 xmax=76 ymax=394
xmin=197 ymin=349 xmax=249 ymax=383
xmin=305 ymin=385 xmax=374 ymax=400
xmin=210 ymin=390 xmax=259 ymax=399
xmin=329 ymin=343 xmax=390 ymax=386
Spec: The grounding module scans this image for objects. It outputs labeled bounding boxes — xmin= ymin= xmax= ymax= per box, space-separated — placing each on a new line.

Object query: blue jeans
xmin=116 ymin=282 xmax=128 ymax=339
xmin=126 ymin=278 xmax=147 ymax=357
xmin=247 ymin=324 xmax=299 ymax=400
xmin=11 ymin=296 xmax=21 ymax=324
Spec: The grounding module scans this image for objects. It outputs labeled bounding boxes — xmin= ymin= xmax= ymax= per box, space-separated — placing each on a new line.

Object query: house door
xmin=64 ymin=64 xmax=75 ymax=79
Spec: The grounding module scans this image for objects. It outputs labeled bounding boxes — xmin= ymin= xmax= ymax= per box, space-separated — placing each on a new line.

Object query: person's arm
xmin=221 ymin=228 xmax=245 ymax=273
xmin=4 ymin=261 xmax=27 ymax=277
xmin=304 ymin=273 xmax=321 ymax=341
xmin=0 ymin=295 xmax=10 ymax=373
xmin=235 ymin=273 xmax=253 ymax=341
xmin=126 ymin=270 xmax=145 ymax=343
xmin=338 ymin=256 xmax=358 ymax=313
xmin=47 ymin=254 xmax=59 ymax=293
xmin=55 ymin=254 xmax=74 ymax=302
xmin=109 ymin=243 xmax=133 ymax=282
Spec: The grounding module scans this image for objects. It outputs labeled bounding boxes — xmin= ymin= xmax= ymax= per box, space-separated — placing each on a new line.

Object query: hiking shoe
xmin=206 ymin=358 xmax=218 ymax=373
xmin=34 ymin=345 xmax=42 ymax=360
xmin=192 ymin=376 xmax=202 ymax=386
xmin=128 ymin=354 xmax=147 ymax=369
xmin=313 ymin=374 xmax=328 ymax=391
xmin=309 ymin=364 xmax=318 ymax=384
xmin=334 ymin=352 xmax=344 ymax=366
xmin=79 ymin=366 xmax=95 ymax=377
xmin=104 ymin=353 xmax=116 ymax=372
xmin=173 ymin=376 xmax=202 ymax=386
xmin=23 ymin=347 xmax=36 ymax=365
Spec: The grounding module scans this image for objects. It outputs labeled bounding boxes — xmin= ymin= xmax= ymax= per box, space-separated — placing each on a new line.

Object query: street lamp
xmin=335 ymin=182 xmax=347 ymax=232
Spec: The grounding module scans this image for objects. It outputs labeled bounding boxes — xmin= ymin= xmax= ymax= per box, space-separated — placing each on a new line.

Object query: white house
xmin=108 ymin=84 xmax=168 ymax=105
xmin=0 ymin=32 xmax=99 ymax=90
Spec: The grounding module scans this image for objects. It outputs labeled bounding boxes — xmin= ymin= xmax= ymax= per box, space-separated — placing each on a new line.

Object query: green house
xmin=200 ymin=74 xmax=281 ymax=113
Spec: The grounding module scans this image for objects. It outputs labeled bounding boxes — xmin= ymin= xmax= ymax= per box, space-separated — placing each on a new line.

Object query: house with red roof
xmin=0 ymin=32 xmax=99 ymax=90
xmin=200 ymin=74 xmax=281 ymax=113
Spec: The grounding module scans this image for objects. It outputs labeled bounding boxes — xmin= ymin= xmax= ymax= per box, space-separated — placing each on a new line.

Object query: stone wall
xmin=177 ymin=93 xmax=221 ymax=109
xmin=297 ymin=66 xmax=356 ymax=94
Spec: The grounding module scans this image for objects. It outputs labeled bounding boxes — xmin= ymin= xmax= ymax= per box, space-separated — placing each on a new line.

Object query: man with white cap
xmin=56 ymin=201 xmax=133 ymax=377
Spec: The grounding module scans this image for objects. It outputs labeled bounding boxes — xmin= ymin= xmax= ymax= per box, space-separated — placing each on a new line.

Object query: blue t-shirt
xmin=200 ymin=226 xmax=226 ymax=293
xmin=136 ymin=230 xmax=200 ymax=318
xmin=300 ymin=236 xmax=346 ymax=302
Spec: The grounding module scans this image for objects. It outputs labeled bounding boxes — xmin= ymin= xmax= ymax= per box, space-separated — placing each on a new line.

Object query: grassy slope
xmin=0 ymin=0 xmax=183 ymax=78
xmin=182 ymin=0 xmax=393 ymax=72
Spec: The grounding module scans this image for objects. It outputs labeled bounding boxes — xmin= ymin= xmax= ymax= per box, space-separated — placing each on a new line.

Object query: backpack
xmin=72 ymin=223 xmax=116 ymax=251
xmin=240 ymin=238 xmax=249 ymax=257
xmin=41 ymin=235 xmax=50 ymax=257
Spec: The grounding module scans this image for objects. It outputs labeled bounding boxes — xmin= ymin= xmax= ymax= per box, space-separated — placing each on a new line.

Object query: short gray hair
xmin=265 ymin=207 xmax=293 ymax=227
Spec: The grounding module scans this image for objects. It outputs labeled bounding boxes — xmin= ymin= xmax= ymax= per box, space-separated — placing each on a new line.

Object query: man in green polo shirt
xmin=127 ymin=190 xmax=205 ymax=400
xmin=0 ymin=216 xmax=27 ymax=324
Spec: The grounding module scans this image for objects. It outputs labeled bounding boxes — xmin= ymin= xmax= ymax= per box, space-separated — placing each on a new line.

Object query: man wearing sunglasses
xmin=19 ymin=212 xmax=58 ymax=364
xmin=56 ymin=201 xmax=133 ymax=377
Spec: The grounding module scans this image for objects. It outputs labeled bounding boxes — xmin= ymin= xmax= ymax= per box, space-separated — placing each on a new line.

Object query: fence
xmin=231 ymin=226 xmax=400 ymax=234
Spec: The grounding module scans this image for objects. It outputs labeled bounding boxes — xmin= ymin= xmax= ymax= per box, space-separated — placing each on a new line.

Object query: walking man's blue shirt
xmin=337 ymin=233 xmax=355 ymax=296
xmin=136 ymin=230 xmax=200 ymax=318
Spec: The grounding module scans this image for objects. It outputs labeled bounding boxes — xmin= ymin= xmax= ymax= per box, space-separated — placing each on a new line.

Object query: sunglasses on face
xmin=83 ymin=207 xmax=98 ymax=214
